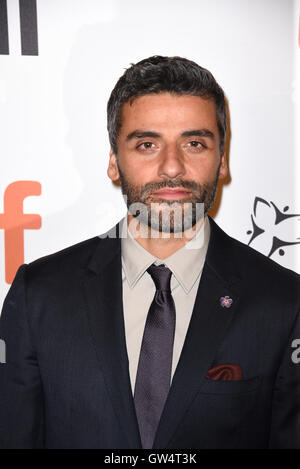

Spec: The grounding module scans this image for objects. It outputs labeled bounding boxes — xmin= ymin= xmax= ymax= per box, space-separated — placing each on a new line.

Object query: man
xmin=0 ymin=56 xmax=299 ymax=449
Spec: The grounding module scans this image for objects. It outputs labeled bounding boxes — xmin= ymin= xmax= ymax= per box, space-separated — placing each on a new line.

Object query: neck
xmin=126 ymin=214 xmax=205 ymax=259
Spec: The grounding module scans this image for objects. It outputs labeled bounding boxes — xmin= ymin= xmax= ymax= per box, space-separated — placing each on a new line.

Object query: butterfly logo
xmin=247 ymin=197 xmax=300 ymax=258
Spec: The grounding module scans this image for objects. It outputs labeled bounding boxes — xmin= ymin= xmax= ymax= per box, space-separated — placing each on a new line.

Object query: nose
xmin=157 ymin=145 xmax=186 ymax=180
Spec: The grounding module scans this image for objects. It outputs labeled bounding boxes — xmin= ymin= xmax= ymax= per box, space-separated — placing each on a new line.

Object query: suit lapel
xmin=80 ymin=217 xmax=243 ymax=449
xmin=153 ymin=217 xmax=242 ymax=448
xmin=82 ymin=226 xmax=141 ymax=449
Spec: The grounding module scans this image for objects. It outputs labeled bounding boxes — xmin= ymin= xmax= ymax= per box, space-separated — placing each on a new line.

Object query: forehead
xmin=119 ymin=93 xmax=218 ymax=134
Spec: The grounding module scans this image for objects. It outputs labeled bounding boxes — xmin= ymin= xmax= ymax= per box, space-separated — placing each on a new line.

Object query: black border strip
xmin=0 ymin=0 xmax=9 ymax=55
xmin=19 ymin=0 xmax=38 ymax=56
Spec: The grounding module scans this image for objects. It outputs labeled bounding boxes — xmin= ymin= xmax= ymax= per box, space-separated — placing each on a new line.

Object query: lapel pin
xmin=220 ymin=296 xmax=233 ymax=308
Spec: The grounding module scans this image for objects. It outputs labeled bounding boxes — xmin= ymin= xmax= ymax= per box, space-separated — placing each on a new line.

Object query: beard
xmin=117 ymin=163 xmax=220 ymax=234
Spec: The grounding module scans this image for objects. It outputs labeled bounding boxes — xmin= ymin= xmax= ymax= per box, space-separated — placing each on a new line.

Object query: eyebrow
xmin=126 ymin=128 xmax=215 ymax=142
xmin=181 ymin=129 xmax=215 ymax=140
xmin=126 ymin=130 xmax=161 ymax=141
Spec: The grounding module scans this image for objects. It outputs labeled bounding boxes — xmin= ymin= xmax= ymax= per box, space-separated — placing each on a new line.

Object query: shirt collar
xmin=121 ymin=216 xmax=210 ymax=294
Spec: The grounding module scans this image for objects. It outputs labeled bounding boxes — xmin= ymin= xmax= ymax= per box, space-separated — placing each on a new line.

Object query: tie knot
xmin=147 ymin=263 xmax=172 ymax=291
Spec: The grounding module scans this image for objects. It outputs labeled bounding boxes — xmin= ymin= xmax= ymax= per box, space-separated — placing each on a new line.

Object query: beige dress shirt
xmin=121 ymin=216 xmax=211 ymax=393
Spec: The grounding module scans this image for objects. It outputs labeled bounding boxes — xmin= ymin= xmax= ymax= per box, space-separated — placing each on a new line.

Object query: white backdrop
xmin=1 ymin=0 xmax=299 ymax=309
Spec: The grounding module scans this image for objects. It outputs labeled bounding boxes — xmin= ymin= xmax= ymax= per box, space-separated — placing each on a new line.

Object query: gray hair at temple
xmin=107 ymin=55 xmax=227 ymax=157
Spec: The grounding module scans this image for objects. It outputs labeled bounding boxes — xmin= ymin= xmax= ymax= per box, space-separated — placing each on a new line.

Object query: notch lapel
xmin=82 ymin=229 xmax=141 ymax=449
xmin=153 ymin=217 xmax=242 ymax=448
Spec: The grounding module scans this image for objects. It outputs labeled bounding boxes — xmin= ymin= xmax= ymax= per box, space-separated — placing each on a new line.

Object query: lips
xmin=151 ymin=188 xmax=192 ymax=199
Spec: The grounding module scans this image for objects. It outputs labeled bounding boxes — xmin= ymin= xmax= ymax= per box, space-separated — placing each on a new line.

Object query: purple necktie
xmin=134 ymin=263 xmax=176 ymax=449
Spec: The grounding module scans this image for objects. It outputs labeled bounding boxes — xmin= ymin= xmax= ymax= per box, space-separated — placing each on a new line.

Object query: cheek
xmin=120 ymin=157 xmax=158 ymax=183
xmin=191 ymin=156 xmax=220 ymax=181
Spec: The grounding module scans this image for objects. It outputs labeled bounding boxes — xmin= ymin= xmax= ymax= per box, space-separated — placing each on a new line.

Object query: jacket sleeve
xmin=268 ymin=308 xmax=300 ymax=448
xmin=0 ymin=265 xmax=45 ymax=448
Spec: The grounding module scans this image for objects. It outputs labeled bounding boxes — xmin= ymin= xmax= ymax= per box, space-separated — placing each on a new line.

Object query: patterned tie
xmin=134 ymin=263 xmax=176 ymax=449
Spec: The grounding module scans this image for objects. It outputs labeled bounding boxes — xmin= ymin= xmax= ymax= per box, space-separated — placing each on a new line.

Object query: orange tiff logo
xmin=0 ymin=181 xmax=41 ymax=284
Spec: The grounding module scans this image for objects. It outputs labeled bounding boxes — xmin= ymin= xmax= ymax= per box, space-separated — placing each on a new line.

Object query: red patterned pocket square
xmin=206 ymin=363 xmax=243 ymax=381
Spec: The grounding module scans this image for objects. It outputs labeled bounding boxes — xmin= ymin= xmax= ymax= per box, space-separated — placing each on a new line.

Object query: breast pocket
xmin=197 ymin=375 xmax=261 ymax=426
xmin=199 ymin=375 xmax=261 ymax=395
xmin=173 ymin=376 xmax=262 ymax=448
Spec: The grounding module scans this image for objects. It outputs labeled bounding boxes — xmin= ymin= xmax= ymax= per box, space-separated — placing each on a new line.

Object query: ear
xmin=107 ymin=149 xmax=120 ymax=182
xmin=218 ymin=152 xmax=228 ymax=180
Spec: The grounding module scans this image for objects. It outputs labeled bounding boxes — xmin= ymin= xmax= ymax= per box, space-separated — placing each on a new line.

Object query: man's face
xmin=108 ymin=93 xmax=227 ymax=233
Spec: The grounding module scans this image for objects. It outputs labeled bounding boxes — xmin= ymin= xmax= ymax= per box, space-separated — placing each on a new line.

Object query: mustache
xmin=140 ymin=179 xmax=201 ymax=198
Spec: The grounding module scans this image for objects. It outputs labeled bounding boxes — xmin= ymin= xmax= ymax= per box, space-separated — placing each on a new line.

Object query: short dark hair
xmin=107 ymin=55 xmax=227 ymax=156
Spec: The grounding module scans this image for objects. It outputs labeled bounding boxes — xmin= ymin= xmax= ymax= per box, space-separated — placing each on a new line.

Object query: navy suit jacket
xmin=0 ymin=217 xmax=300 ymax=448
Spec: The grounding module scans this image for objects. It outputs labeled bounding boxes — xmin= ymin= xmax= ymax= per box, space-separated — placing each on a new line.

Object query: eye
xmin=137 ymin=142 xmax=156 ymax=150
xmin=184 ymin=140 xmax=207 ymax=153
xmin=188 ymin=141 xmax=205 ymax=148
